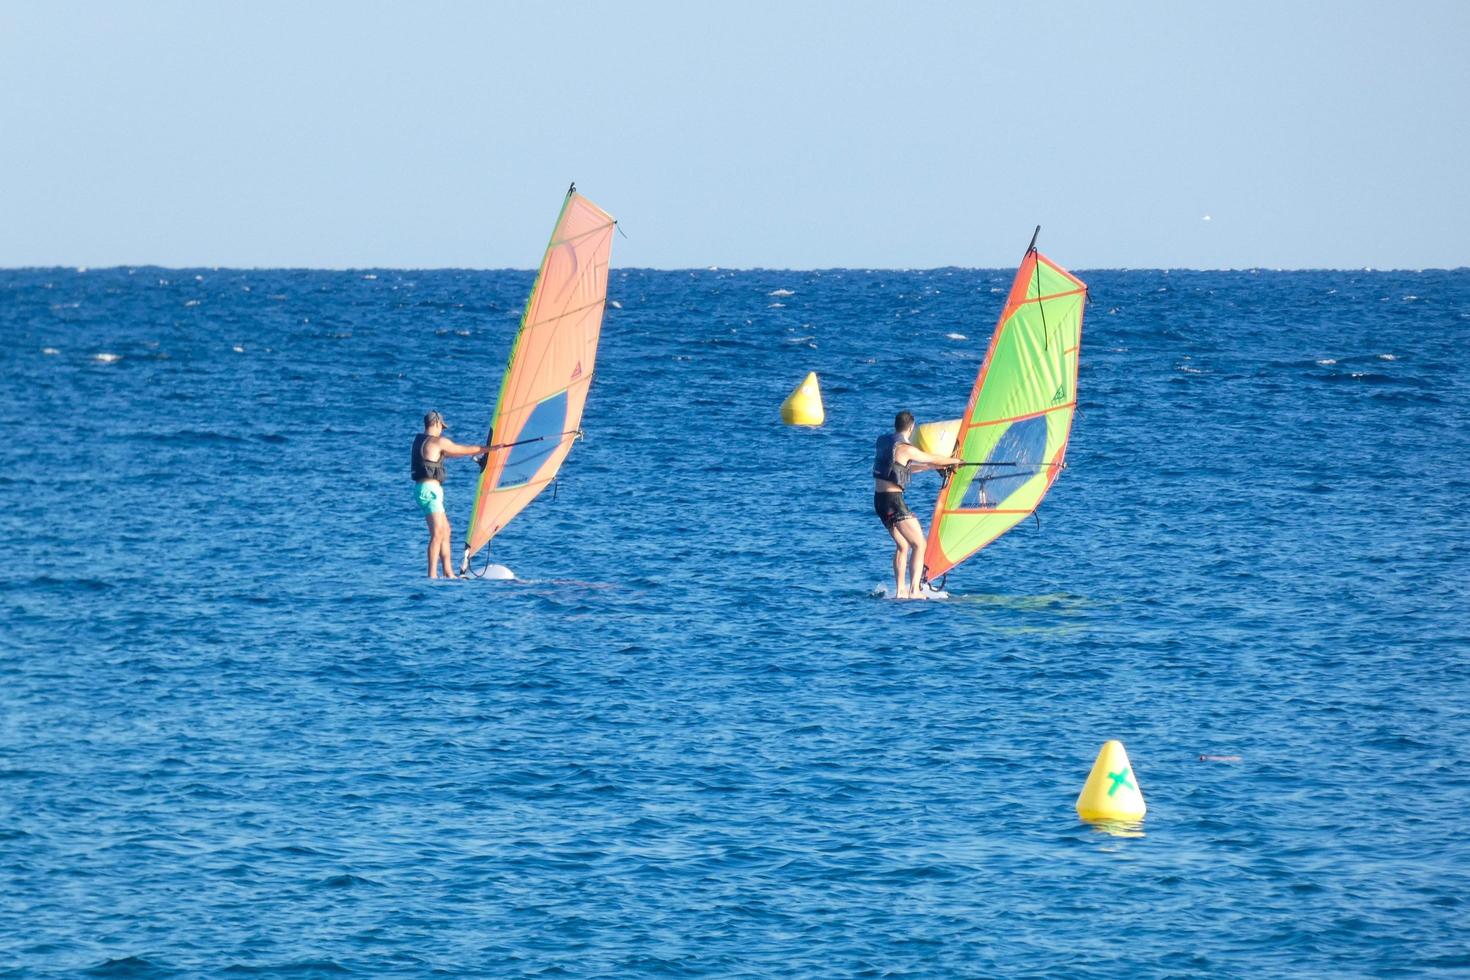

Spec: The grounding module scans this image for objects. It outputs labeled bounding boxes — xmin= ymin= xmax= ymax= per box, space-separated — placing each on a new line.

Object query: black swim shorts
xmin=874 ymin=491 xmax=915 ymax=529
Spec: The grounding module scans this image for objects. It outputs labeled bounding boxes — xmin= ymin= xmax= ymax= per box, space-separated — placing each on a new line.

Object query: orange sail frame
xmin=462 ymin=187 xmax=616 ymax=566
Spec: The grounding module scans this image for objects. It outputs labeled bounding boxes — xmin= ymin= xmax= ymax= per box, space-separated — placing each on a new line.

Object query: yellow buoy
xmin=914 ymin=417 xmax=961 ymax=456
xmin=779 ymin=371 xmax=824 ymax=426
xmin=1076 ymin=740 xmax=1146 ymax=823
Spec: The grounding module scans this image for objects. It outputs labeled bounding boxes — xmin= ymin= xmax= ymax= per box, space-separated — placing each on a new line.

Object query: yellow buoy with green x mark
xmin=1076 ymin=740 xmax=1146 ymax=823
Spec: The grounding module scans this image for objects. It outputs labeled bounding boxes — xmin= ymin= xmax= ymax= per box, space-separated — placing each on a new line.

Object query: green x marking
xmin=1107 ymin=768 xmax=1134 ymax=797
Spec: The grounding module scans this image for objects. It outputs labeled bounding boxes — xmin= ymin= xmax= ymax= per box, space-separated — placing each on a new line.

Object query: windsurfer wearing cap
xmin=874 ymin=410 xmax=964 ymax=599
xmin=412 ymin=411 xmax=487 ymax=579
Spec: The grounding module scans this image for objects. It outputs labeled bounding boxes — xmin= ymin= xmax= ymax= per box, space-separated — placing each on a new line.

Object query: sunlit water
xmin=2 ymin=267 xmax=1468 ymax=975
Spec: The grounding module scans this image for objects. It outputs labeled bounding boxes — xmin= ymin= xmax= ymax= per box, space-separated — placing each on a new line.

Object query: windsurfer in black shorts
xmin=874 ymin=410 xmax=963 ymax=599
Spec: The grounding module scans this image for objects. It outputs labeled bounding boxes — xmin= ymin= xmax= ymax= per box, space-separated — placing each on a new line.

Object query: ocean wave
xmin=2 ymin=266 xmax=1467 ymax=978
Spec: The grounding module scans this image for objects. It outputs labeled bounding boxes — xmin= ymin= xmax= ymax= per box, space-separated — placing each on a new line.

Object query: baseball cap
xmin=424 ymin=410 xmax=447 ymax=429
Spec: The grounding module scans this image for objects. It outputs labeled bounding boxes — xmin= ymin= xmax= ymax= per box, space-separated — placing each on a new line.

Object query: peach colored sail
xmin=462 ymin=188 xmax=616 ymax=565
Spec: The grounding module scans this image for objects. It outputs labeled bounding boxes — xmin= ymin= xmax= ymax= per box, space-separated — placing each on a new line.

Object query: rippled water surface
xmin=3 ymin=266 xmax=1468 ymax=976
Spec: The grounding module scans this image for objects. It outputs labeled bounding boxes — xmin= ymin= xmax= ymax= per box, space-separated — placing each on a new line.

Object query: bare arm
xmin=435 ymin=437 xmax=486 ymax=459
xmin=896 ymin=444 xmax=964 ymax=471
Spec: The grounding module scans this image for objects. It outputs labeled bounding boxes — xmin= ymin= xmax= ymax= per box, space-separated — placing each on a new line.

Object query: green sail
xmin=924 ymin=244 xmax=1087 ymax=578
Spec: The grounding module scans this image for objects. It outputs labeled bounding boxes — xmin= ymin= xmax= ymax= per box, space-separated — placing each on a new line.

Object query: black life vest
xmin=411 ymin=433 xmax=447 ymax=483
xmin=872 ymin=431 xmax=910 ymax=490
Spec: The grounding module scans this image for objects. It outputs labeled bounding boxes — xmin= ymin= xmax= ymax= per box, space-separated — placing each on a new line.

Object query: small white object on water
xmin=42 ymin=347 xmax=59 ymax=355
xmin=873 ymin=582 xmax=949 ymax=600
xmin=93 ymin=352 xmax=121 ymax=363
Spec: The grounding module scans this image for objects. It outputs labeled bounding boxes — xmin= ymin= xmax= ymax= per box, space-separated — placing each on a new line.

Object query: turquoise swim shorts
xmin=414 ymin=481 xmax=444 ymax=516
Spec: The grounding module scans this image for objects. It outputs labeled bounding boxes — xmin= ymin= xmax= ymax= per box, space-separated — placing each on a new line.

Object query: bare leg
xmin=896 ymin=518 xmax=927 ymax=598
xmin=425 ymin=515 xmax=439 ymax=578
xmin=888 ymin=523 xmax=911 ymax=599
xmin=438 ymin=516 xmax=456 ymax=578
xmin=427 ymin=513 xmax=453 ymax=578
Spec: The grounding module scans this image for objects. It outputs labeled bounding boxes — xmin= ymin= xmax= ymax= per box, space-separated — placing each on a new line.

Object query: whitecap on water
xmin=769 ymin=302 xmax=785 ymax=308
xmin=609 ymin=300 xmax=622 ymax=309
xmin=1316 ymin=358 xmax=1337 ymax=366
xmin=42 ymin=347 xmax=60 ymax=355
xmin=945 ymin=332 xmax=966 ymax=340
xmin=363 ymin=274 xmax=377 ymax=280
xmin=184 ymin=299 xmax=201 ymax=307
xmin=232 ymin=345 xmax=245 ymax=353
xmin=1378 ymin=353 xmax=1397 ymax=361
xmin=769 ymin=288 xmax=795 ymax=297
xmin=93 ymin=352 xmax=121 ymax=363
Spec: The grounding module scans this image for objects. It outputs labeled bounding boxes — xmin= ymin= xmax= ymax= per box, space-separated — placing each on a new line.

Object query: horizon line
xmin=3 ymin=264 xmax=1468 ymax=275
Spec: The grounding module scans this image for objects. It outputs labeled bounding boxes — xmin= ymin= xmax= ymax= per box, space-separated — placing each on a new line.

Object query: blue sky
xmin=1 ymin=1 xmax=1465 ymax=269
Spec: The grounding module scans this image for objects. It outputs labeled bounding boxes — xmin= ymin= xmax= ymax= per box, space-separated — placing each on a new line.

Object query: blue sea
xmin=3 ymin=265 xmax=1468 ymax=976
